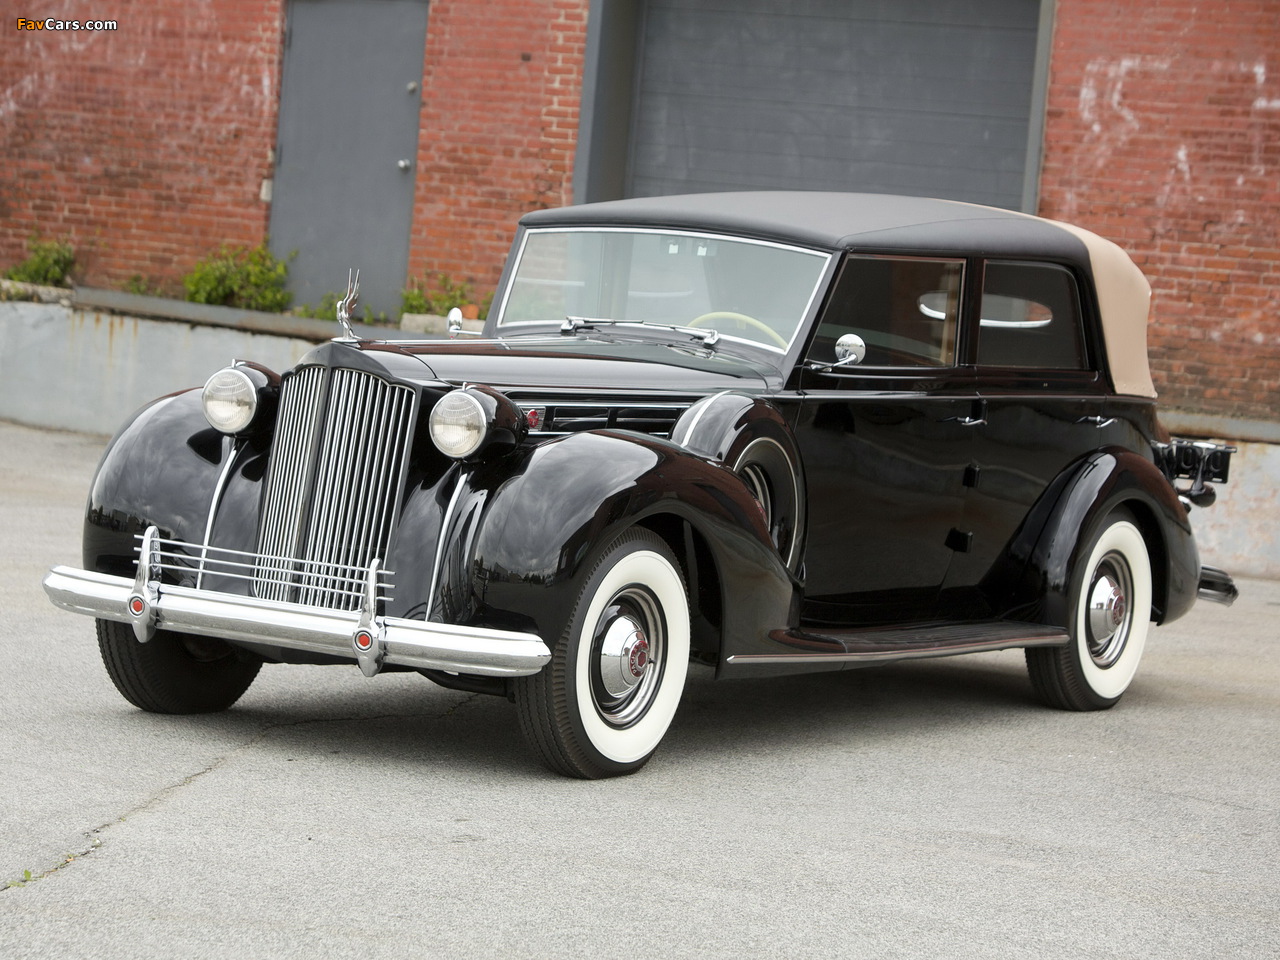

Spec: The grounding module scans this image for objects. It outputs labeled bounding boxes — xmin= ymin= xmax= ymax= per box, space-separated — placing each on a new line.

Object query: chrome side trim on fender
xmin=43 ymin=564 xmax=551 ymax=678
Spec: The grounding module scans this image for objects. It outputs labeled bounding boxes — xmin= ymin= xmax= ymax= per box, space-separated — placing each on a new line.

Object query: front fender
xmin=465 ymin=430 xmax=796 ymax=656
xmin=996 ymin=448 xmax=1197 ymax=628
xmin=83 ymin=389 xmax=243 ymax=578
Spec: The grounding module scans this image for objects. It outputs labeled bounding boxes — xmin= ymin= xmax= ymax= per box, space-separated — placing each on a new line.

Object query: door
xmin=269 ymin=0 xmax=429 ymax=318
xmin=796 ymin=254 xmax=976 ymax=623
xmin=941 ymin=259 xmax=1112 ymax=615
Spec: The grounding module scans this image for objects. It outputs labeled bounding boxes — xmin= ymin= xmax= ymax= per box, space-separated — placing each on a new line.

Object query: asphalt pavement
xmin=2 ymin=419 xmax=1276 ymax=959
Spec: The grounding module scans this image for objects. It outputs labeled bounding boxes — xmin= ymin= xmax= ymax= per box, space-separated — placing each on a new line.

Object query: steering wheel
xmin=688 ymin=311 xmax=788 ymax=349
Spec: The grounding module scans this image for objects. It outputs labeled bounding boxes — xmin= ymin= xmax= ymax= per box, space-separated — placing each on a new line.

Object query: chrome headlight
xmin=429 ymin=390 xmax=488 ymax=458
xmin=202 ymin=368 xmax=257 ymax=433
xmin=201 ymin=363 xmax=277 ymax=436
xmin=429 ymin=386 xmax=527 ymax=460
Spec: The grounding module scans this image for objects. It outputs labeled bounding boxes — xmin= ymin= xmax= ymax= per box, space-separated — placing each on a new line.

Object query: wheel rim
xmin=1085 ymin=551 xmax=1132 ymax=668
xmin=589 ymin=587 xmax=665 ymax=727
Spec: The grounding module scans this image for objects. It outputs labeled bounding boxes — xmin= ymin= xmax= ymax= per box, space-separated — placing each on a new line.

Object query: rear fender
xmin=991 ymin=448 xmax=1197 ymax=628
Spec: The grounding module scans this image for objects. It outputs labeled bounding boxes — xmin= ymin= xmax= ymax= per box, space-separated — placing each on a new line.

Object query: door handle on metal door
xmin=397 ymin=159 xmax=412 ymax=171
xmin=1076 ymin=415 xmax=1117 ymax=428
xmin=943 ymin=399 xmax=986 ymax=426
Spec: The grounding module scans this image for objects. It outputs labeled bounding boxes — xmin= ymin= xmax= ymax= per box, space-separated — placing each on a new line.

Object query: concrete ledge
xmin=73 ymin=287 xmax=348 ymax=342
xmin=1161 ymin=410 xmax=1280 ymax=445
xmin=0 ymin=299 xmax=324 ymax=436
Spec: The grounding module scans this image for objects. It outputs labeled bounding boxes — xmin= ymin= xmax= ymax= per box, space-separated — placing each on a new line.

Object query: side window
xmin=808 ymin=256 xmax=962 ymax=367
xmin=978 ymin=261 xmax=1087 ymax=369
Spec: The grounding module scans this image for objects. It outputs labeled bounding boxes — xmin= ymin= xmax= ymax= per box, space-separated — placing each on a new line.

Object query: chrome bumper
xmin=42 ymin=564 xmax=551 ymax=678
xmin=1197 ymin=564 xmax=1239 ymax=606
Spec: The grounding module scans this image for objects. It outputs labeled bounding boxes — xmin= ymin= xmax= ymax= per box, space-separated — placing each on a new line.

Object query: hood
xmin=333 ymin=335 xmax=776 ymax=394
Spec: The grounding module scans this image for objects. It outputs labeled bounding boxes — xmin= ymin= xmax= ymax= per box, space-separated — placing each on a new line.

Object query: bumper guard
xmin=43 ymin=534 xmax=550 ymax=679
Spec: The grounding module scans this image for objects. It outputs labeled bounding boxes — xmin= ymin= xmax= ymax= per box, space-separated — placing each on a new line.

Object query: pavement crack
xmin=3 ymin=692 xmax=482 ymax=892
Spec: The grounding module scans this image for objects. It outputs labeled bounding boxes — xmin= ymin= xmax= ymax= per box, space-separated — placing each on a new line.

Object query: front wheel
xmin=515 ymin=528 xmax=690 ymax=778
xmin=97 ymin=619 xmax=261 ymax=714
xmin=1026 ymin=509 xmax=1152 ymax=711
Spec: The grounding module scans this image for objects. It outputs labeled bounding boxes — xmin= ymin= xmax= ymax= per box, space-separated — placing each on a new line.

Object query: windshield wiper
xmin=560 ymin=316 xmax=720 ymax=347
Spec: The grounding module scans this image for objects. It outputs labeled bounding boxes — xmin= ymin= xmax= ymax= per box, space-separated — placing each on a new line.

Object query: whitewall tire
xmin=1027 ymin=509 xmax=1152 ymax=711
xmin=515 ymin=528 xmax=690 ymax=778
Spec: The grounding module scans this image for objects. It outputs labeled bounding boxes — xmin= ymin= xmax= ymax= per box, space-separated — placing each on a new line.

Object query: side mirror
xmin=806 ymin=332 xmax=867 ymax=372
xmin=446 ymin=307 xmax=464 ymax=338
xmin=834 ymin=333 xmax=866 ymax=365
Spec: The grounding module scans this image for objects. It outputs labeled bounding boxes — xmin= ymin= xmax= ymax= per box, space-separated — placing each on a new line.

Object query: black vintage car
xmin=45 ymin=193 xmax=1236 ymax=778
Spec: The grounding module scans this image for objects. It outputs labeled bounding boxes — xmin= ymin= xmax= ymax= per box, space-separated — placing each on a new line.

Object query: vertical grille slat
xmin=254 ymin=364 xmax=416 ymax=611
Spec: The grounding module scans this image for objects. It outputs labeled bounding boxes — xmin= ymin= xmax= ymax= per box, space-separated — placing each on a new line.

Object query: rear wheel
xmin=1026 ymin=509 xmax=1152 ymax=710
xmin=96 ymin=619 xmax=261 ymax=714
xmin=515 ymin=528 xmax=690 ymax=778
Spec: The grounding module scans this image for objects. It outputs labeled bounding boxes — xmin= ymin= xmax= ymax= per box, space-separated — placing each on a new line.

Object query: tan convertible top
xmin=1044 ymin=221 xmax=1155 ymax=398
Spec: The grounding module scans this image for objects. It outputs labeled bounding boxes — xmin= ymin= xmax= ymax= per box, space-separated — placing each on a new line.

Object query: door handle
xmin=1076 ymin=415 xmax=1116 ymax=428
xmin=943 ymin=398 xmax=986 ymax=426
xmin=397 ymin=159 xmax=412 ymax=171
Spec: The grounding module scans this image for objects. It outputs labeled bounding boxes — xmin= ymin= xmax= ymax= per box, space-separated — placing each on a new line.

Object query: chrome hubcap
xmin=591 ymin=588 xmax=664 ymax=727
xmin=1085 ymin=553 xmax=1132 ymax=667
xmin=597 ymin=615 xmax=649 ymax=699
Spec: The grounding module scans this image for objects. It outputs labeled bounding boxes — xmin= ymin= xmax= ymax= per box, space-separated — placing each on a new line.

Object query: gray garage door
xmin=624 ymin=0 xmax=1045 ymax=209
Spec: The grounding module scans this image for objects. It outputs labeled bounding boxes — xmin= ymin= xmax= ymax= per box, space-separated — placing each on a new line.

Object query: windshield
xmin=495 ymin=228 xmax=831 ymax=353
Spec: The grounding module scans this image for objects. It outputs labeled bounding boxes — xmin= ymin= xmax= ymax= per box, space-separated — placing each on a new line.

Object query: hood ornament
xmin=335 ymin=268 xmax=360 ymax=341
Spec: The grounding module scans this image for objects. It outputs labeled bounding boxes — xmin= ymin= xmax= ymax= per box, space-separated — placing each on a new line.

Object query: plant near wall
xmin=402 ymin=272 xmax=488 ymax=319
xmin=295 ymin=291 xmax=387 ymax=325
xmin=124 ymin=275 xmax=167 ymax=297
xmin=294 ymin=291 xmax=341 ymax=320
xmin=182 ymin=243 xmax=292 ymax=312
xmin=4 ymin=236 xmax=76 ymax=287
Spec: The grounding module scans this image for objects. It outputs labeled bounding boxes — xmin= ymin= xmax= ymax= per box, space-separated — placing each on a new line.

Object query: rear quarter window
xmin=978 ymin=261 xmax=1088 ymax=370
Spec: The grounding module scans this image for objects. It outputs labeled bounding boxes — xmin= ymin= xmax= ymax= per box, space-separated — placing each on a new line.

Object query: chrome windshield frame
xmin=493 ymin=226 xmax=834 ymax=356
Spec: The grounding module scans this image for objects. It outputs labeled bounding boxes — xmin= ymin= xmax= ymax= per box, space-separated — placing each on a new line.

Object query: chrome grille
xmin=254 ymin=365 xmax=416 ymax=610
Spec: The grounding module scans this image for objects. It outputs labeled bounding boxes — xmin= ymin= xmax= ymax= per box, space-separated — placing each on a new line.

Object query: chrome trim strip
xmin=427 ymin=464 xmax=470 ymax=622
xmin=197 ymin=436 xmax=242 ymax=589
xmin=43 ymin=565 xmax=550 ymax=678
xmin=724 ymin=630 xmax=1068 ymax=666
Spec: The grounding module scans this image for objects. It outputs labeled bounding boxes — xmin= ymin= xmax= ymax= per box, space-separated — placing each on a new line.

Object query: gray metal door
xmin=269 ymin=0 xmax=429 ymax=319
xmin=627 ymin=0 xmax=1043 ymax=209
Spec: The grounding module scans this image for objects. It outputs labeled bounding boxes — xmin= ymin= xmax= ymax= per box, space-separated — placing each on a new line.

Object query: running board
xmin=726 ymin=621 xmax=1069 ymax=669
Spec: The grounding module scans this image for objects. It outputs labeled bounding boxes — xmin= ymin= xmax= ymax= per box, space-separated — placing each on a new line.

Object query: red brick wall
xmin=6 ymin=1 xmax=1276 ymax=426
xmin=407 ymin=0 xmax=588 ymax=300
xmin=1039 ymin=0 xmax=1280 ymax=421
xmin=1 ymin=3 xmax=284 ymax=292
